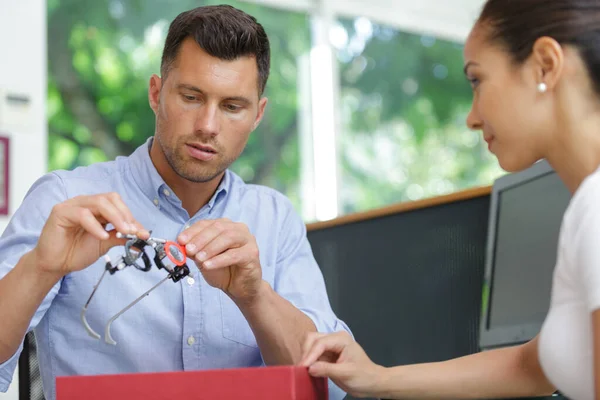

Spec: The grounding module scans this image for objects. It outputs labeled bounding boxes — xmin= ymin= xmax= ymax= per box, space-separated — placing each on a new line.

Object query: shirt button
xmin=163 ymin=188 xmax=171 ymax=196
xmin=187 ymin=336 xmax=195 ymax=346
xmin=183 ymin=223 xmax=190 ymax=230
xmin=153 ymin=198 xmax=159 ymax=206
xmin=186 ymin=277 xmax=195 ymax=286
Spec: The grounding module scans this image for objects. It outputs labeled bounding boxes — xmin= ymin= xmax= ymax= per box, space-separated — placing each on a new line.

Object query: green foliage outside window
xmin=47 ymin=0 xmax=504 ymax=219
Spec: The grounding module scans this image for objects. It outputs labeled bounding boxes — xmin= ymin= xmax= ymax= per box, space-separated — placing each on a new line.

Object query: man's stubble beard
xmin=156 ymin=129 xmax=237 ymax=184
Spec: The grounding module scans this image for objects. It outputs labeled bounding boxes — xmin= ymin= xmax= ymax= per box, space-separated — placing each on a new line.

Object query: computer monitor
xmin=479 ymin=159 xmax=571 ymax=349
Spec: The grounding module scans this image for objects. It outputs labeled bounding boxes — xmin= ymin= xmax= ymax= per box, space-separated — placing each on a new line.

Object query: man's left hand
xmin=178 ymin=218 xmax=263 ymax=303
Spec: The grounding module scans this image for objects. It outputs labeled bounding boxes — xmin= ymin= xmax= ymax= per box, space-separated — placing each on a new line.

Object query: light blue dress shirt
xmin=0 ymin=138 xmax=351 ymax=399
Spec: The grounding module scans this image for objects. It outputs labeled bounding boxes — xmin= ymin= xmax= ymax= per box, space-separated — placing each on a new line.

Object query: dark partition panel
xmin=307 ymin=194 xmax=490 ymax=400
xmin=308 ymin=194 xmax=490 ymax=365
xmin=307 ymin=193 xmax=567 ymax=400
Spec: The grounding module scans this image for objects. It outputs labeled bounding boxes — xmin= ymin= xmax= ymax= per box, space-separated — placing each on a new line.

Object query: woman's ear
xmin=531 ymin=36 xmax=564 ymax=91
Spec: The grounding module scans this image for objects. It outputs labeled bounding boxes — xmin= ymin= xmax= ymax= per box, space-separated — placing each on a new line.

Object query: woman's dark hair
xmin=160 ymin=5 xmax=270 ymax=95
xmin=478 ymin=0 xmax=600 ymax=94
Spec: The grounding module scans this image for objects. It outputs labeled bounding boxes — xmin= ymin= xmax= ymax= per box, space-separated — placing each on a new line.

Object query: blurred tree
xmin=334 ymin=18 xmax=504 ymax=213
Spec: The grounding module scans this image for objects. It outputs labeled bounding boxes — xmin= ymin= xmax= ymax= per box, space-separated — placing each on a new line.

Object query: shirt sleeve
xmin=0 ymin=172 xmax=68 ymax=391
xmin=273 ymin=200 xmax=352 ymax=337
xmin=569 ymin=174 xmax=600 ymax=312
xmin=272 ymin=200 xmax=352 ymax=400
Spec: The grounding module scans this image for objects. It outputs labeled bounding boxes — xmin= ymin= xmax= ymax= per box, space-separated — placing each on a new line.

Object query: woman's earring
xmin=537 ymin=82 xmax=547 ymax=93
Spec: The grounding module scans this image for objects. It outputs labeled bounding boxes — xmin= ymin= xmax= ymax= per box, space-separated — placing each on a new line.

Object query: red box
xmin=56 ymin=365 xmax=328 ymax=400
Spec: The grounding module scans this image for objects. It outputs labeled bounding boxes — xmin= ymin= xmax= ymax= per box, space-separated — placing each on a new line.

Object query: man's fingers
xmin=66 ymin=195 xmax=129 ymax=234
xmin=104 ymin=192 xmax=134 ymax=229
xmin=68 ymin=194 xmax=147 ymax=237
xmin=77 ymin=208 xmax=110 ymax=240
xmin=178 ymin=219 xmax=217 ymax=245
xmin=194 ymin=231 xmax=249 ymax=264
xmin=181 ymin=222 xmax=222 ymax=257
xmin=105 ymin=192 xmax=149 ymax=237
xmin=99 ymin=229 xmax=131 ymax=255
xmin=197 ymin=248 xmax=248 ymax=270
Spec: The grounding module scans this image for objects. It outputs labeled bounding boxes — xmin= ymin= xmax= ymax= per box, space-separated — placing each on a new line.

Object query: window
xmin=47 ymin=0 xmax=504 ymax=221
xmin=334 ymin=17 xmax=503 ymax=215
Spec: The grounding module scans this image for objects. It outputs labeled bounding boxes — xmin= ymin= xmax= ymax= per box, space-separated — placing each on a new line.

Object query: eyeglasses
xmin=80 ymin=232 xmax=190 ymax=345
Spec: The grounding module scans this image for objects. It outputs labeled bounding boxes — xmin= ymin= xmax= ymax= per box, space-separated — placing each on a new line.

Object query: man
xmin=0 ymin=5 xmax=350 ymax=399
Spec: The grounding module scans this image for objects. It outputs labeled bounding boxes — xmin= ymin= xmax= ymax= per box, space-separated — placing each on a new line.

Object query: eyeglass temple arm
xmin=103 ymin=275 xmax=171 ymax=345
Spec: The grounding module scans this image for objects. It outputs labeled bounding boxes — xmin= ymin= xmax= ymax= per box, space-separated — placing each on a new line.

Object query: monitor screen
xmin=480 ymin=160 xmax=571 ymax=349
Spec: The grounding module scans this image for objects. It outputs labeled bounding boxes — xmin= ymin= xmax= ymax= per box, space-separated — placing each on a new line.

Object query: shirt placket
xmin=180 ymin=216 xmax=205 ymax=370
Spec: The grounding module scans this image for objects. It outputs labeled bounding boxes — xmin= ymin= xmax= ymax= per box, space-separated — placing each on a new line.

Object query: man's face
xmin=149 ymin=37 xmax=267 ymax=183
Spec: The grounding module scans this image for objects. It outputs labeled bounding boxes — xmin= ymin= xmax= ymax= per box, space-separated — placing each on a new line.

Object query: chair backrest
xmin=19 ymin=331 xmax=45 ymax=400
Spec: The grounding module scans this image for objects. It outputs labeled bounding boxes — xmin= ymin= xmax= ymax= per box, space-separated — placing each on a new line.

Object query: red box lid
xmin=56 ymin=365 xmax=328 ymax=400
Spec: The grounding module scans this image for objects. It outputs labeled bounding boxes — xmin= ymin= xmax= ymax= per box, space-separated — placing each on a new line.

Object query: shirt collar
xmin=209 ymin=167 xmax=230 ymax=209
xmin=128 ymin=137 xmax=229 ymax=211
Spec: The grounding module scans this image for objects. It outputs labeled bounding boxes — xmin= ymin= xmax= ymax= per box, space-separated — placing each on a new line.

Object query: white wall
xmin=0 ymin=0 xmax=47 ymax=231
xmin=0 ymin=0 xmax=47 ymax=398
xmin=328 ymin=0 xmax=484 ymax=42
xmin=246 ymin=0 xmax=486 ymax=42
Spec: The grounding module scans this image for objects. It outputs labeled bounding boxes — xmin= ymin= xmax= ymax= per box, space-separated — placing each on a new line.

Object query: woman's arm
xmin=301 ymin=332 xmax=556 ymax=399
xmin=374 ymin=335 xmax=555 ymax=399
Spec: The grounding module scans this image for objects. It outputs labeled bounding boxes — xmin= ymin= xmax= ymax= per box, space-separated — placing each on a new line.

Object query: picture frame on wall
xmin=0 ymin=135 xmax=9 ymax=215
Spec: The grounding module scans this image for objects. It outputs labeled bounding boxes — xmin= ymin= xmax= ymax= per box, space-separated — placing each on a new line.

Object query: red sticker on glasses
xmin=164 ymin=241 xmax=187 ymax=266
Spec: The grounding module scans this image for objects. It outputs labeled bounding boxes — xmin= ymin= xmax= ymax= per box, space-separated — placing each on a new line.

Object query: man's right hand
xmin=31 ymin=192 xmax=149 ymax=277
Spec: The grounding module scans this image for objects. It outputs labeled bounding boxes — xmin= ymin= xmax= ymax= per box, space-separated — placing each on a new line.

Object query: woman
xmin=300 ymin=0 xmax=600 ymax=399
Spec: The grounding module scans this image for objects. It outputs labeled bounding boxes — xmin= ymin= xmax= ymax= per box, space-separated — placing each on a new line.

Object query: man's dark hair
xmin=161 ymin=5 xmax=270 ymax=95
